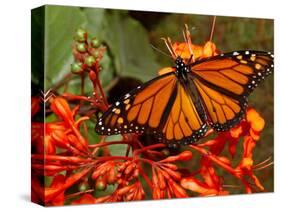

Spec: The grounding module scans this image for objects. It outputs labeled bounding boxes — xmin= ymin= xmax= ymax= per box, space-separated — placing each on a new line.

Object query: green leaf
xmin=83 ymin=8 xmax=106 ymax=38
xmin=85 ymin=9 xmax=161 ymax=82
xmin=104 ymin=135 xmax=128 ymax=156
xmin=31 ymin=6 xmax=45 ymax=85
xmin=103 ymin=11 xmax=161 ymax=82
xmin=44 ymin=5 xmax=87 ymax=89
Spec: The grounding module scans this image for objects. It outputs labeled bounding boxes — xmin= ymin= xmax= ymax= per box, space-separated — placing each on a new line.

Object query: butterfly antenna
xmin=150 ymin=44 xmax=173 ymax=59
xmin=209 ymin=16 xmax=216 ymax=41
xmin=161 ymin=37 xmax=177 ymax=59
xmin=184 ymin=24 xmax=195 ymax=63
xmin=187 ymin=54 xmax=194 ymax=65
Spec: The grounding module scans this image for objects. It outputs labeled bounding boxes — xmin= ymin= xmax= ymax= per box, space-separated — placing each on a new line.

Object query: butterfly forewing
xmin=95 ymin=73 xmax=177 ymax=136
xmin=191 ymin=50 xmax=274 ymax=131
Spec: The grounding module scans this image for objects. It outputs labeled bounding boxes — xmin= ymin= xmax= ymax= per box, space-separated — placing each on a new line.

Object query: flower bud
xmin=85 ymin=56 xmax=96 ymax=67
xmin=88 ymin=70 xmax=96 ymax=81
xmin=50 ymin=97 xmax=74 ymax=124
xmin=161 ymin=148 xmax=170 ymax=156
xmin=71 ymin=62 xmax=83 ymax=74
xmin=107 ymin=167 xmax=117 ymax=184
xmin=76 ymin=42 xmax=87 ymax=53
xmin=93 ymin=51 xmax=100 ymax=59
xmin=91 ymin=38 xmax=100 ymax=48
xmin=95 ymin=177 xmax=106 ymax=191
xmin=75 ymin=28 xmax=87 ymax=42
xmin=78 ymin=182 xmax=89 ymax=191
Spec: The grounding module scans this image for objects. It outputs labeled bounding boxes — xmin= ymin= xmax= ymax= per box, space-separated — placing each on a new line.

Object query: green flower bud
xmin=78 ymin=182 xmax=89 ymax=192
xmin=85 ymin=56 xmax=96 ymax=67
xmin=71 ymin=62 xmax=83 ymax=73
xmin=95 ymin=179 xmax=106 ymax=191
xmin=76 ymin=42 xmax=87 ymax=53
xmin=91 ymin=38 xmax=100 ymax=48
xmin=75 ymin=28 xmax=87 ymax=42
xmin=93 ymin=51 xmax=100 ymax=59
xmin=161 ymin=148 xmax=170 ymax=157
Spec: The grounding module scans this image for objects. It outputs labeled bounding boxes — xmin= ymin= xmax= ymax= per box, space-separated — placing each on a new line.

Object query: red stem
xmin=133 ymin=143 xmax=166 ymax=157
xmin=138 ymin=166 xmax=153 ymax=190
xmin=96 ymin=73 xmax=109 ymax=106
xmin=190 ymin=144 xmax=238 ymax=176
xmin=88 ymin=140 xmax=132 ymax=148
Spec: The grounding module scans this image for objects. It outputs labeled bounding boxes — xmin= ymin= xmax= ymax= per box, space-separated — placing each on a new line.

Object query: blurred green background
xmin=32 ymin=5 xmax=273 ymax=194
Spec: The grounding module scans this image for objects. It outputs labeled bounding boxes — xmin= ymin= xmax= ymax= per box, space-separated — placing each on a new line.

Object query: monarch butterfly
xmin=95 ymin=37 xmax=274 ymax=147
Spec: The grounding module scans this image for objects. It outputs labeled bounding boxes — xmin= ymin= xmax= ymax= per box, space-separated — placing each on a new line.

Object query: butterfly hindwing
xmin=160 ymin=82 xmax=208 ymax=145
xmin=191 ymin=50 xmax=274 ymax=131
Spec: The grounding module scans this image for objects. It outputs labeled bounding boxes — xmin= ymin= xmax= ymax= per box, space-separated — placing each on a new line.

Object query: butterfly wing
xmin=95 ymin=72 xmax=208 ymax=146
xmin=160 ymin=81 xmax=208 ymax=145
xmin=190 ymin=50 xmax=274 ymax=131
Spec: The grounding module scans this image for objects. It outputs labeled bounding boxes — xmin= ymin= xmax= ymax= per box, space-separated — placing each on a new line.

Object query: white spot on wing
xmin=124 ymin=93 xmax=130 ymax=99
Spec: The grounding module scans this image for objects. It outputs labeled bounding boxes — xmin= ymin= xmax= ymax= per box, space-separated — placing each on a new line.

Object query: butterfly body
xmin=95 ymin=50 xmax=273 ymax=147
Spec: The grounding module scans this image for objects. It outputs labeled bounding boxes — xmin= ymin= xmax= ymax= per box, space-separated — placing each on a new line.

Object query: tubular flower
xmin=31 ymin=97 xmax=41 ymax=117
xmin=172 ymin=41 xmax=219 ymax=60
xmin=181 ymin=158 xmax=229 ymax=196
xmin=152 ymin=152 xmax=193 ymax=199
xmin=116 ymin=181 xmax=145 ymax=201
xmin=234 ymin=135 xmax=267 ymax=193
xmin=158 ymin=40 xmax=219 ymax=76
xmin=32 ymin=97 xmax=90 ymax=156
xmin=95 ymin=182 xmax=145 ymax=203
xmin=152 ymin=165 xmax=188 ymax=199
xmin=116 ymin=161 xmax=140 ymax=185
xmin=92 ymin=161 xmax=118 ymax=189
xmin=71 ymin=194 xmax=96 ymax=205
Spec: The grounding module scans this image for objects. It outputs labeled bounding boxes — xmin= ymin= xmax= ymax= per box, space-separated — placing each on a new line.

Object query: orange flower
xmin=152 ymin=162 xmax=188 ymax=199
xmin=246 ymin=107 xmax=265 ymax=140
xmin=234 ymin=135 xmax=266 ymax=193
xmin=117 ymin=181 xmax=145 ymax=201
xmin=32 ymin=122 xmax=66 ymax=155
xmin=172 ymin=41 xmax=219 ymax=60
xmin=31 ymin=96 xmax=41 ymax=117
xmin=181 ymin=158 xmax=228 ymax=196
xmin=94 ymin=181 xmax=145 ymax=203
xmin=44 ymin=167 xmax=92 ymax=204
xmin=158 ymin=40 xmax=218 ymax=76
xmin=92 ymin=161 xmax=118 ymax=189
xmin=71 ymin=194 xmax=96 ymax=205
xmin=32 ymin=97 xmax=90 ymax=155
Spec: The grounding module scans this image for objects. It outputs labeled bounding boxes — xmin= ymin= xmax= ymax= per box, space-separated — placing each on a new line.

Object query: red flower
xmin=181 ymin=158 xmax=229 ymax=196
xmin=71 ymin=194 xmax=96 ymax=205
xmin=31 ymin=97 xmax=41 ymax=117
xmin=152 ymin=151 xmax=193 ymax=199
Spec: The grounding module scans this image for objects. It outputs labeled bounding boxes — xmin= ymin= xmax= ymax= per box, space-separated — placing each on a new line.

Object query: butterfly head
xmin=175 ymin=56 xmax=190 ymax=76
xmin=175 ymin=56 xmax=184 ymax=66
